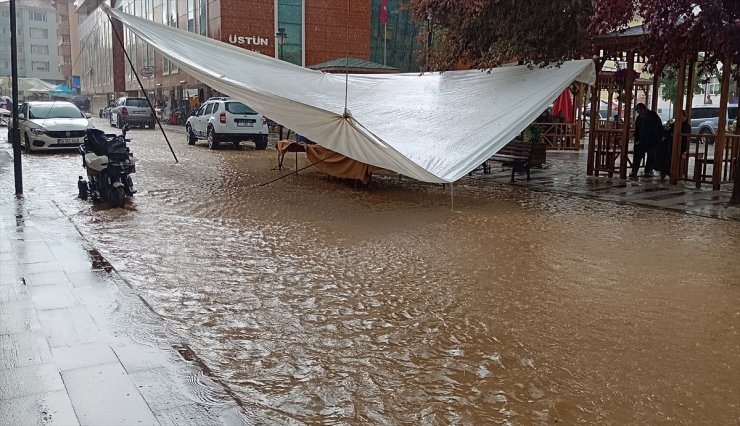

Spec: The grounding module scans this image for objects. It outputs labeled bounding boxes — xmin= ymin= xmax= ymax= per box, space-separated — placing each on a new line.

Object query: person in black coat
xmin=651 ymin=112 xmax=691 ymax=180
xmin=631 ymin=103 xmax=664 ymax=177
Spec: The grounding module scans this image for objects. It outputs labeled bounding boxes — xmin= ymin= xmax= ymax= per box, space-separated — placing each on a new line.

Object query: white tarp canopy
xmin=0 ymin=77 xmax=58 ymax=95
xmin=104 ymin=6 xmax=595 ymax=183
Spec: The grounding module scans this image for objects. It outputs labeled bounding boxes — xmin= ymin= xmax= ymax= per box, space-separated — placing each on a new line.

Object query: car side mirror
xmin=84 ymin=113 xmax=92 ymax=119
xmin=18 ymin=113 xmax=25 ymax=120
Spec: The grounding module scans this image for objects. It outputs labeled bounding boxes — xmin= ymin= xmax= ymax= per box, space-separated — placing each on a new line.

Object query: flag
xmin=380 ymin=0 xmax=387 ymax=25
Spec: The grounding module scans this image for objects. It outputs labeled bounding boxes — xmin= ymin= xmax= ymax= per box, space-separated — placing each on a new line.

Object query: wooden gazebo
xmin=587 ymin=26 xmax=738 ymax=189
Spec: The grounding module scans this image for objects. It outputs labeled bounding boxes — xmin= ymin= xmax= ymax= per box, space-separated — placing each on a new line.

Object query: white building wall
xmin=0 ymin=2 xmax=63 ymax=82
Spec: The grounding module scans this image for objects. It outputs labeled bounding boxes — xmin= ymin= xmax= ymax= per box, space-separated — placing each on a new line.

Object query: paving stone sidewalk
xmin=466 ymin=151 xmax=740 ymax=221
xmin=0 ymin=158 xmax=248 ymax=424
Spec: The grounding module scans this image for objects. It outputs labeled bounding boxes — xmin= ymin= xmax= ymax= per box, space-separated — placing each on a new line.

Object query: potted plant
xmin=522 ymin=123 xmax=546 ymax=167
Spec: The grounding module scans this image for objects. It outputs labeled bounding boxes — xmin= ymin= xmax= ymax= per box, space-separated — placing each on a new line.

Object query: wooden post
xmin=619 ymin=51 xmax=635 ymax=179
xmin=732 ymin=78 xmax=740 ymax=204
xmin=587 ymin=60 xmax=603 ymax=175
xmin=574 ymin=83 xmax=583 ymax=147
xmin=684 ymin=56 xmax=697 ymax=120
xmin=670 ymin=56 xmax=687 ymax=185
xmin=607 ymin=89 xmax=614 ymax=121
xmin=712 ymin=57 xmax=732 ymax=190
xmin=651 ymin=68 xmax=661 ymax=113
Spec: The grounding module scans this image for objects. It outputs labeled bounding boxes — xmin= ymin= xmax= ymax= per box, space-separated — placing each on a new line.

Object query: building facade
xmin=0 ymin=0 xmax=63 ymax=83
xmin=75 ymin=0 xmax=388 ymax=115
xmin=369 ymin=0 xmax=420 ymax=73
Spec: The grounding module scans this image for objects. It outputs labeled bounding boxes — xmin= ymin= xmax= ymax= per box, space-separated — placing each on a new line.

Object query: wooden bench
xmin=488 ymin=140 xmax=540 ymax=182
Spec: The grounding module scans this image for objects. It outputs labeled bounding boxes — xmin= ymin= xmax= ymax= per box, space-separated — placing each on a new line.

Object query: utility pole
xmin=10 ymin=0 xmax=23 ymax=195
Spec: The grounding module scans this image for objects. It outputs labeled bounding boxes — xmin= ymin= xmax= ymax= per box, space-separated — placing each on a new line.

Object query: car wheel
xmin=207 ymin=127 xmax=219 ymax=150
xmin=699 ymin=128 xmax=713 ymax=144
xmin=186 ymin=125 xmax=197 ymax=145
xmin=255 ymin=134 xmax=268 ymax=150
xmin=24 ymin=133 xmax=31 ymax=152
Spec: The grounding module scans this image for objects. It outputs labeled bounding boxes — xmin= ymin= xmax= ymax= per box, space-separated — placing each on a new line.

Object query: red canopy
xmin=551 ymin=89 xmax=574 ymax=122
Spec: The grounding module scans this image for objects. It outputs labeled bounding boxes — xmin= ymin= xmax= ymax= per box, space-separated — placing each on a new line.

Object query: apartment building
xmin=0 ymin=0 xmax=63 ymax=83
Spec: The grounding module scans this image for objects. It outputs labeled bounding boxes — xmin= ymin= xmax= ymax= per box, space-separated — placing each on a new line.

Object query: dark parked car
xmin=69 ymin=96 xmax=91 ymax=112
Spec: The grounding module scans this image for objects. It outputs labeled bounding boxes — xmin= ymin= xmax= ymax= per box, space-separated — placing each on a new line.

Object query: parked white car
xmin=185 ymin=97 xmax=268 ymax=150
xmin=0 ymin=107 xmax=9 ymax=127
xmin=13 ymin=101 xmax=93 ymax=151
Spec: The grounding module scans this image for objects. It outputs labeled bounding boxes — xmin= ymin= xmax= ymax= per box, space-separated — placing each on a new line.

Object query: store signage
xmin=227 ymin=35 xmax=269 ymax=46
xmin=140 ymin=66 xmax=155 ymax=78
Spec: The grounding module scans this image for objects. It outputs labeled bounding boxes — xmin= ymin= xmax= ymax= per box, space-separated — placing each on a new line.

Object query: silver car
xmin=689 ymin=105 xmax=729 ymax=136
xmin=110 ymin=96 xmax=155 ymax=129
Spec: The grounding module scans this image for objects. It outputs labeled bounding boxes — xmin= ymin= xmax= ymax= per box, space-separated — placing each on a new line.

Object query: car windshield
xmin=225 ymin=102 xmax=257 ymax=115
xmin=126 ymin=98 xmax=150 ymax=107
xmin=29 ymin=104 xmax=83 ymax=119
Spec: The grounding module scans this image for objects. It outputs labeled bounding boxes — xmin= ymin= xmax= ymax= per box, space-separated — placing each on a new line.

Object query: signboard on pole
xmin=140 ymin=66 xmax=155 ymax=78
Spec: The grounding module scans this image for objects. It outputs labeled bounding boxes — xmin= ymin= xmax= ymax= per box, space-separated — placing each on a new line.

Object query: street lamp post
xmin=10 ymin=0 xmax=22 ymax=194
xmin=276 ymin=27 xmax=287 ymax=61
xmin=275 ymin=27 xmax=287 ymax=140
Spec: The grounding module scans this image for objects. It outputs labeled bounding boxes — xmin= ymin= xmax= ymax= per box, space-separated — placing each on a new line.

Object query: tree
xmin=660 ymin=66 xmax=702 ymax=103
xmin=408 ymin=0 xmax=593 ymax=71
xmin=589 ymin=0 xmax=740 ymax=77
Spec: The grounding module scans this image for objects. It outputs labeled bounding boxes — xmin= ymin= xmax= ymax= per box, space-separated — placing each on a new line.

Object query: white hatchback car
xmin=14 ymin=101 xmax=93 ymax=151
xmin=185 ymin=98 xmax=268 ymax=150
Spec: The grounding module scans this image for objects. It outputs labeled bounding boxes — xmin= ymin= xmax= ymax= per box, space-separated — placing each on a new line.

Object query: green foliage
xmin=523 ymin=123 xmax=543 ymax=143
xmin=660 ymin=66 xmax=704 ymax=103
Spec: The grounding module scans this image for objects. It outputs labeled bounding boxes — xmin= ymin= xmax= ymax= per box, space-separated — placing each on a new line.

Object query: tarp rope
xmin=107 ymin=13 xmax=179 ymax=164
xmin=257 ymin=152 xmax=339 ymax=187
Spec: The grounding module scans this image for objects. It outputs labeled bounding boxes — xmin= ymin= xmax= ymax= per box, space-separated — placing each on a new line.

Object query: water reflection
xmin=6 ymin=124 xmax=740 ymax=424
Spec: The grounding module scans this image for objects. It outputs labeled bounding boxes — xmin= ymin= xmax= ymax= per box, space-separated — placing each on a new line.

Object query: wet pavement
xmin=1 ymin=119 xmax=740 ymax=424
xmin=159 ymin=120 xmax=740 ymax=221
xmin=1 ymin=132 xmax=248 ymax=423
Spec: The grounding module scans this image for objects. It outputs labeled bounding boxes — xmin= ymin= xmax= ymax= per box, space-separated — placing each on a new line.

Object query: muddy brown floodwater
xmin=8 ymin=121 xmax=740 ymax=424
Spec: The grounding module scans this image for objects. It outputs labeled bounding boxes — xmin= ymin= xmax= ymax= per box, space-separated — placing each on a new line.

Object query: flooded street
xmin=3 ymin=120 xmax=739 ymax=424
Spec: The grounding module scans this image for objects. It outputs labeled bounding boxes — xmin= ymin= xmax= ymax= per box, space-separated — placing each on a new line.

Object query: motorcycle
xmin=77 ymin=125 xmax=136 ymax=208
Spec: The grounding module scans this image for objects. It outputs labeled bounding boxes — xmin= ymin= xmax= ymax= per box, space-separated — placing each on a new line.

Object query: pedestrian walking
xmin=631 ymin=103 xmax=663 ymax=178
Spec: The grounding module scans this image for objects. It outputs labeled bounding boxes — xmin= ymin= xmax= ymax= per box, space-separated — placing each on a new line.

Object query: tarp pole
xmin=10 ymin=0 xmax=22 ymax=195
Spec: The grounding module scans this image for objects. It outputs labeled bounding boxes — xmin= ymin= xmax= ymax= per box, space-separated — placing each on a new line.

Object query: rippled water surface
xmin=5 ymin=122 xmax=739 ymax=424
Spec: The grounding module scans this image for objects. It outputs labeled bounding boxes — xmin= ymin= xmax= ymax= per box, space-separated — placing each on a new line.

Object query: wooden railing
xmin=681 ymin=134 xmax=738 ymax=188
xmin=592 ymin=129 xmax=623 ymax=177
xmin=537 ymin=122 xmax=581 ymax=151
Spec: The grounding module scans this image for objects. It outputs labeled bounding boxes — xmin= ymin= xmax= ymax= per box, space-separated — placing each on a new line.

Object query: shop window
xmin=277 ymin=0 xmax=303 ymax=66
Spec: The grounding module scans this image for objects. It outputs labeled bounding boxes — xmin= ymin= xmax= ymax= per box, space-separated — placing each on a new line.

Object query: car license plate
xmin=134 ymin=110 xmax=146 ymax=114
xmin=57 ymin=138 xmax=79 ymax=144
xmin=237 ymin=121 xmax=254 ymax=127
